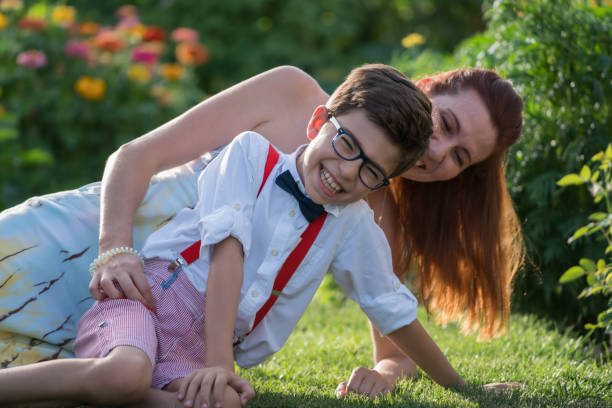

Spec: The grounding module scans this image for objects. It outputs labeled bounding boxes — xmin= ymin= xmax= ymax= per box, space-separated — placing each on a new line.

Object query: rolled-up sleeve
xmin=330 ymin=217 xmax=418 ymax=335
xmin=195 ymin=132 xmax=269 ymax=257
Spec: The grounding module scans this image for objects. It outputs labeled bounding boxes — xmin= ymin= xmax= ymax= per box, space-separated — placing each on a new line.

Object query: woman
xmin=0 ymin=65 xmax=523 ymax=398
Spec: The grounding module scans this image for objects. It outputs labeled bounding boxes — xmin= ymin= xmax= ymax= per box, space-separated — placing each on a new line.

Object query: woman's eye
xmin=341 ymin=135 xmax=354 ymax=152
xmin=442 ymin=115 xmax=450 ymax=132
xmin=455 ymin=151 xmax=464 ymax=167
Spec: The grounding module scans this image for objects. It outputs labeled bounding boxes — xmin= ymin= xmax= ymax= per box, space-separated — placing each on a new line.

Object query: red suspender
xmin=177 ymin=143 xmax=281 ymax=265
xmin=246 ymin=211 xmax=327 ymax=335
xmin=174 ymin=143 xmax=327 ymax=338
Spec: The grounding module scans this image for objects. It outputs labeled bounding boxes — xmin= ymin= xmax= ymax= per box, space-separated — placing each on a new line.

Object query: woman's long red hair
xmin=392 ymin=69 xmax=525 ymax=339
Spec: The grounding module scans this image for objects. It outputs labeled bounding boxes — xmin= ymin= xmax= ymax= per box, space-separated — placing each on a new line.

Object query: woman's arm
xmin=90 ymin=66 xmax=329 ymax=307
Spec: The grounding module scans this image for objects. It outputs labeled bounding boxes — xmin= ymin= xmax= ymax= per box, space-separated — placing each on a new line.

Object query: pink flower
xmin=64 ymin=41 xmax=90 ymax=60
xmin=16 ymin=50 xmax=47 ymax=68
xmin=171 ymin=27 xmax=198 ymax=43
xmin=131 ymin=46 xmax=158 ymax=65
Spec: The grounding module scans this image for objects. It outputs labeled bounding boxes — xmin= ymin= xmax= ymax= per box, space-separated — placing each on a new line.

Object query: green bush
xmin=69 ymin=0 xmax=486 ymax=93
xmin=0 ymin=2 xmax=205 ymax=209
xmin=557 ymin=145 xmax=612 ymax=340
xmin=451 ymin=0 xmax=612 ymax=331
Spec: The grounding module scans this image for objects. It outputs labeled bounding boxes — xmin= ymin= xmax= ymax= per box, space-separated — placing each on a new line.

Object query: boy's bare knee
xmin=86 ymin=347 xmax=152 ymax=404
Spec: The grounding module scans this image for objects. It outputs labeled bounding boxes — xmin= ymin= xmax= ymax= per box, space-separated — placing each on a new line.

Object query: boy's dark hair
xmin=326 ymin=64 xmax=432 ymax=177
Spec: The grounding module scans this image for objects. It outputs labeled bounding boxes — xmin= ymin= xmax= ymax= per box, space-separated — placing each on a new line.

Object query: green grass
xmin=237 ymin=277 xmax=611 ymax=407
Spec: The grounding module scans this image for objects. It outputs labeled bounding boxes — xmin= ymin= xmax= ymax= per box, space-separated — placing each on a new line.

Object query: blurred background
xmin=0 ymin=0 xmax=610 ymax=348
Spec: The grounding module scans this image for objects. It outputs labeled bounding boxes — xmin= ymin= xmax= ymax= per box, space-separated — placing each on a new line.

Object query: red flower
xmin=17 ymin=50 xmax=47 ymax=69
xmin=143 ymin=25 xmax=165 ymax=42
xmin=18 ymin=16 xmax=46 ymax=32
xmin=131 ymin=45 xmax=158 ymax=66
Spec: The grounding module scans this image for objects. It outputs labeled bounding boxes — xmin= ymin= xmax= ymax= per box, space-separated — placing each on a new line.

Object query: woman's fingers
xmin=88 ymin=272 xmax=104 ymax=300
xmin=483 ymin=382 xmax=526 ymax=393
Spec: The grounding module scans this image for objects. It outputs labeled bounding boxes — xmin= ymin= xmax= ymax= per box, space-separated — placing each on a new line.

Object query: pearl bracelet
xmin=89 ymin=246 xmax=144 ymax=276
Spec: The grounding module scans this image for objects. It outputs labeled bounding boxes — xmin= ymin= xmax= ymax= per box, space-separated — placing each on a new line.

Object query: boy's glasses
xmin=329 ymin=115 xmax=390 ymax=190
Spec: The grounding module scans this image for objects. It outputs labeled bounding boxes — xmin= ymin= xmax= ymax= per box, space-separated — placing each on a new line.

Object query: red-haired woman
xmin=0 ymin=66 xmax=523 ymax=398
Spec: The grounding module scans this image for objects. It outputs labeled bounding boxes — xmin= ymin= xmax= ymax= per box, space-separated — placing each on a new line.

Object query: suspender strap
xmin=246 ymin=211 xmax=327 ymax=335
xmin=173 ymin=142 xmax=327 ymax=342
xmin=177 ymin=143 xmax=280 ymax=265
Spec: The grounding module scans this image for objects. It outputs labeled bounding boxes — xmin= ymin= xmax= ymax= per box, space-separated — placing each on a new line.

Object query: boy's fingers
xmin=212 ymin=373 xmax=229 ymax=407
xmin=228 ymin=375 xmax=255 ymax=403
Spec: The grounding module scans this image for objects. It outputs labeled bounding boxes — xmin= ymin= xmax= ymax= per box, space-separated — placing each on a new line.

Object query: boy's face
xmin=296 ymin=106 xmax=402 ymax=206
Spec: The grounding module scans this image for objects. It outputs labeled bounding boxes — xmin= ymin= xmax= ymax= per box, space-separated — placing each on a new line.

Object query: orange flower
xmin=75 ymin=76 xmax=106 ymax=100
xmin=51 ymin=5 xmax=76 ymax=26
xmin=79 ymin=21 xmax=100 ymax=35
xmin=18 ymin=16 xmax=46 ymax=32
xmin=95 ymin=30 xmax=125 ymax=53
xmin=151 ymin=84 xmax=173 ymax=106
xmin=127 ymin=64 xmax=151 ymax=84
xmin=175 ymin=42 xmax=209 ymax=66
xmin=0 ymin=0 xmax=23 ymax=11
xmin=143 ymin=25 xmax=165 ymax=42
xmin=160 ymin=63 xmax=183 ymax=81
xmin=171 ymin=27 xmax=198 ymax=43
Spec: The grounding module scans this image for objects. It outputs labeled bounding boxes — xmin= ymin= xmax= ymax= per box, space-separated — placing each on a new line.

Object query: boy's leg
xmin=0 ymin=345 xmax=152 ymax=405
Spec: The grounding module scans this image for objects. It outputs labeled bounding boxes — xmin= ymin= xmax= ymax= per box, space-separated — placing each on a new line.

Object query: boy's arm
xmin=386 ymin=319 xmax=466 ymax=388
xmin=205 ymin=236 xmax=244 ymax=370
xmin=177 ymin=236 xmax=254 ymax=407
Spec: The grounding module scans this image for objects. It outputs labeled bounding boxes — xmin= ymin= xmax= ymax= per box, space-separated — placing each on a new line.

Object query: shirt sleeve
xmin=330 ymin=210 xmax=418 ymax=335
xmin=195 ymin=131 xmax=269 ymax=257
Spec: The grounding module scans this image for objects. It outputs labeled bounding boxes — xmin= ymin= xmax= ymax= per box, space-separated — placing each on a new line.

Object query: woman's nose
xmin=427 ymin=132 xmax=452 ymax=163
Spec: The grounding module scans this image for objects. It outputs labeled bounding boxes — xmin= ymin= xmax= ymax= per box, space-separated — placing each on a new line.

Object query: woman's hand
xmin=88 ymin=253 xmax=156 ymax=311
xmin=177 ymin=366 xmax=255 ymax=408
xmin=335 ymin=366 xmax=393 ymax=399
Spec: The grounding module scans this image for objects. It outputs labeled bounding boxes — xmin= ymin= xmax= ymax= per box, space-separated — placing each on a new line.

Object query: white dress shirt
xmin=141 ymin=131 xmax=417 ymax=368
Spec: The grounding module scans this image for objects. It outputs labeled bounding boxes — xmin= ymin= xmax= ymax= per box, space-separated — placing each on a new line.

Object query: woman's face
xmin=402 ymin=89 xmax=497 ymax=182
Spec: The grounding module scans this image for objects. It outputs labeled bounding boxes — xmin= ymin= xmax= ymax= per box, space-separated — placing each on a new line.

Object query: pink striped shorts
xmin=73 ymin=259 xmax=207 ymax=389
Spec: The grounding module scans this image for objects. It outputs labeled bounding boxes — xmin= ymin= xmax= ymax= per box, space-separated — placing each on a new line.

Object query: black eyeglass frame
xmin=328 ymin=115 xmax=391 ymax=190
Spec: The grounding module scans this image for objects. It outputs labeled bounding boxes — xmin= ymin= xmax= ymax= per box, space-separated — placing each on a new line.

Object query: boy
xmin=0 ymin=65 xmax=465 ymax=408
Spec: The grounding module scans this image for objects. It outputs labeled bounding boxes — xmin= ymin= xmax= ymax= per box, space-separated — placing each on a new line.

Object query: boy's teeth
xmin=321 ymin=168 xmax=341 ymax=193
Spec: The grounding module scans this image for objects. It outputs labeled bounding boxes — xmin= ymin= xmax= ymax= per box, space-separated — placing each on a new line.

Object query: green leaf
xmin=21 ymin=149 xmax=54 ymax=166
xmin=579 ymin=165 xmax=591 ymax=180
xmin=606 ymin=144 xmax=612 ymax=159
xmin=556 ymin=174 xmax=584 ymax=186
xmin=606 ymin=245 xmax=612 ymax=255
xmin=588 ymin=212 xmax=607 ymax=221
xmin=559 ymin=265 xmax=585 ymax=283
xmin=586 ymin=273 xmax=596 ymax=286
xmin=591 ymin=170 xmax=600 ymax=182
xmin=0 ymin=128 xmax=17 ymax=141
xmin=597 ymin=258 xmax=606 ymax=270
xmin=592 ymin=151 xmax=604 ymax=162
xmin=569 ymin=225 xmax=591 ymax=242
xmin=579 ymin=258 xmax=596 ymax=272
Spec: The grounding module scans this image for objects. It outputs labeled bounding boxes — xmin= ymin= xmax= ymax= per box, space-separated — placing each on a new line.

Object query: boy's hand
xmin=335 ymin=366 xmax=393 ymax=399
xmin=88 ymin=253 xmax=156 ymax=311
xmin=177 ymin=366 xmax=255 ymax=408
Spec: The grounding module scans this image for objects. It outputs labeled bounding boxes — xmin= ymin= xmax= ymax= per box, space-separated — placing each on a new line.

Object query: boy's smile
xmin=296 ymin=107 xmax=402 ymax=206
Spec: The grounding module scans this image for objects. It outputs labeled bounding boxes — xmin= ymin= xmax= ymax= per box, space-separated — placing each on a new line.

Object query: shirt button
xmin=233 ymin=203 xmax=241 ymax=211
xmin=271 ymin=249 xmax=279 ymax=256
xmin=394 ymin=281 xmax=401 ymax=290
xmin=251 ymin=289 xmax=260 ymax=298
xmin=289 ymin=210 xmax=296 ymax=217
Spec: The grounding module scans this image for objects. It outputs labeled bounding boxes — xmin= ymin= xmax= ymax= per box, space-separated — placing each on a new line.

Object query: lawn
xmin=238 ymin=276 xmax=611 ymax=407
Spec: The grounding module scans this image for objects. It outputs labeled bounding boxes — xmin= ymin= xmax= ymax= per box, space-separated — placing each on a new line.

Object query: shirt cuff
xmin=197 ymin=203 xmax=253 ymax=257
xmin=360 ymin=289 xmax=418 ymax=336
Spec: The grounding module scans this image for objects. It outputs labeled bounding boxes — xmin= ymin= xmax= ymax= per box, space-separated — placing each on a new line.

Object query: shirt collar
xmin=285 ymin=144 xmax=343 ymax=218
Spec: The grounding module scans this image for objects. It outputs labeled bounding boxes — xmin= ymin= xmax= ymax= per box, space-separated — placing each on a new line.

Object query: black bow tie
xmin=275 ymin=170 xmax=325 ymax=222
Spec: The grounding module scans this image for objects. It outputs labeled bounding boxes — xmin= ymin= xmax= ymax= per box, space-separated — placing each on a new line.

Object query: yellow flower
xmin=127 ymin=64 xmax=151 ymax=84
xmin=401 ymin=33 xmax=426 ymax=48
xmin=51 ymin=5 xmax=76 ymax=26
xmin=0 ymin=12 xmax=7 ymax=30
xmin=160 ymin=63 xmax=183 ymax=81
xmin=75 ymin=76 xmax=106 ymax=101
